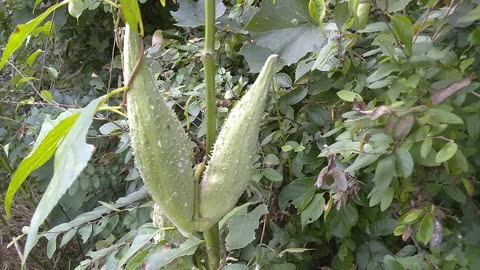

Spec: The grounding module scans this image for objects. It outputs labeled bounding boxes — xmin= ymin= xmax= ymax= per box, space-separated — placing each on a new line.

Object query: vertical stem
xmin=203 ymin=0 xmax=217 ymax=156
xmin=202 ymin=0 xmax=220 ymax=269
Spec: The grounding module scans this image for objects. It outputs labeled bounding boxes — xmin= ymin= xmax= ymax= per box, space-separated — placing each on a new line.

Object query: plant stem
xmin=202 ymin=0 xmax=220 ymax=269
xmin=203 ymin=0 xmax=217 ymax=156
xmin=203 ymin=225 xmax=220 ymax=270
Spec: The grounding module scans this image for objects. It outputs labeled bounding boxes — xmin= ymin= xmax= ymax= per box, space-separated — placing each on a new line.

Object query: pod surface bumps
xmin=123 ymin=25 xmax=195 ymax=236
xmin=198 ymin=55 xmax=278 ymax=231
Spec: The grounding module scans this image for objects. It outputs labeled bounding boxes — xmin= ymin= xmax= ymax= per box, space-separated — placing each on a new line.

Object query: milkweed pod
xmin=197 ymin=55 xmax=278 ymax=231
xmin=123 ymin=24 xmax=195 ymax=237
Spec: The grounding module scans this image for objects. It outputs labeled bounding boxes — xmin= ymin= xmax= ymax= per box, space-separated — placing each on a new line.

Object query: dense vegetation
xmin=1 ymin=0 xmax=479 ymax=269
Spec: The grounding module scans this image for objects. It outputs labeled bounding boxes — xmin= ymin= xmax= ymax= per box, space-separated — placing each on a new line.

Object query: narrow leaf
xmin=5 ymin=113 xmax=79 ymax=217
xmin=23 ymin=96 xmax=105 ymax=263
xmin=390 ymin=15 xmax=413 ymax=56
xmin=143 ymin=238 xmax=203 ymax=269
xmin=0 ymin=0 xmax=70 ymax=71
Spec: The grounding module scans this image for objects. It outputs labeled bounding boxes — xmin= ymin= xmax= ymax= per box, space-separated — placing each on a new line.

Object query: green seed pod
xmin=123 ymin=24 xmax=195 ymax=237
xmin=197 ymin=55 xmax=278 ymax=231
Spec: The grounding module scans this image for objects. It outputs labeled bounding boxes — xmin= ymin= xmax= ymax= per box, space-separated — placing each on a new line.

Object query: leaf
xmin=393 ymin=113 xmax=414 ymax=140
xmin=279 ymin=248 xmax=315 ymax=257
xmin=118 ymin=224 xmax=160 ymax=267
xmin=416 ymin=215 xmax=434 ymax=245
xmin=225 ymin=204 xmax=268 ymax=250
xmin=78 ymin=224 xmax=92 ymax=243
xmin=5 ymin=113 xmax=79 ymax=217
xmin=171 ymin=0 xmax=226 ymax=28
xmin=301 ymin=193 xmax=325 ymax=227
xmin=380 ymin=187 xmax=394 ymax=211
xmin=337 ymin=90 xmax=361 ymax=102
xmin=159 ymin=0 xmax=166 ymax=7
xmin=431 ymin=75 xmax=474 ymax=104
xmin=143 ymin=238 xmax=203 ymax=269
xmin=46 ymin=233 xmax=58 ymax=259
xmin=390 ymin=15 xmax=413 ymax=56
xmin=308 ymin=0 xmax=326 ymax=28
xmin=399 ymin=209 xmax=422 ymax=224
xmin=395 ymin=147 xmax=413 ymax=177
xmin=345 ymin=154 xmax=379 ymax=173
xmin=40 ymin=90 xmax=54 ymax=102
xmin=68 ymin=0 xmax=83 ymax=19
xmin=435 ymin=142 xmax=458 ymax=163
xmin=262 ymin=168 xmax=283 ymax=182
xmin=420 ymin=138 xmax=432 ymax=159
xmin=23 ymin=96 xmax=105 ymax=263
xmin=27 ymin=49 xmax=42 ymax=67
xmin=124 ymin=245 xmax=155 ymax=270
xmin=60 ymin=228 xmax=78 ymax=247
xmin=377 ymin=0 xmax=412 ymax=12
xmin=325 ymin=203 xmax=358 ymax=238
xmin=373 ymin=155 xmax=396 ymax=191
xmin=239 ymin=43 xmax=276 ymax=73
xmin=118 ymin=0 xmax=143 ymax=36
xmin=245 ymin=0 xmax=324 ymax=65
xmin=428 ymin=108 xmax=463 ymax=124
xmin=279 ymin=177 xmax=316 ymax=211
xmin=0 ymin=1 xmax=70 ymax=71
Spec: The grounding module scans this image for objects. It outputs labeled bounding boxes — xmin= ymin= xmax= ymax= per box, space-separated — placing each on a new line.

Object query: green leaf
xmin=377 ymin=0 xmax=412 ymax=12
xmin=5 ymin=113 xmax=79 ymax=217
xmin=60 ymin=228 xmax=78 ymax=247
xmin=23 ymin=96 xmax=105 ymax=263
xmin=420 ymin=138 xmax=432 ymax=159
xmin=435 ymin=142 xmax=457 ymax=163
xmin=124 ymin=245 xmax=155 ymax=270
xmin=325 ymin=203 xmax=358 ymax=238
xmin=416 ymin=215 xmax=434 ymax=245
xmin=345 ymin=154 xmax=379 ymax=173
xmin=225 ymin=204 xmax=268 ymax=250
xmin=0 ymin=0 xmax=70 ymax=71
xmin=428 ymin=108 xmax=463 ymax=124
xmin=395 ymin=147 xmax=413 ymax=177
xmin=27 ymin=49 xmax=42 ymax=67
xmin=262 ymin=168 xmax=283 ymax=182
xmin=171 ymin=0 xmax=226 ymax=28
xmin=278 ymin=177 xmax=316 ymax=211
xmin=399 ymin=209 xmax=422 ymax=224
xmin=40 ymin=90 xmax=54 ymax=102
xmin=469 ymin=29 xmax=480 ymax=45
xmin=46 ymin=233 xmax=58 ymax=259
xmin=301 ymin=193 xmax=325 ymax=227
xmin=68 ymin=0 xmax=83 ymax=19
xmin=337 ymin=90 xmax=361 ymax=102
xmin=384 ymin=255 xmax=405 ymax=270
xmin=119 ymin=224 xmax=160 ymax=267
xmin=159 ymin=0 xmax=167 ymax=7
xmin=380 ymin=187 xmax=394 ymax=211
xmin=245 ymin=0 xmax=324 ymax=65
xmin=143 ymin=237 xmax=203 ymax=269
xmin=390 ymin=15 xmax=413 ymax=56
xmin=78 ymin=224 xmax=92 ymax=243
xmin=239 ymin=43 xmax=275 ymax=73
xmin=118 ymin=0 xmax=144 ymax=36
xmin=308 ymin=0 xmax=326 ymax=28
xmin=373 ymin=155 xmax=396 ymax=191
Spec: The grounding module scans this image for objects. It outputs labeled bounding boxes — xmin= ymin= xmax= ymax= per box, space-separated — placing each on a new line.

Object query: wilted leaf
xmin=429 ymin=218 xmax=443 ymax=248
xmin=279 ymin=248 xmax=315 ymax=257
xmin=371 ymin=105 xmax=393 ymax=120
xmin=393 ymin=113 xmax=414 ymax=140
xmin=431 ymin=75 xmax=474 ymax=104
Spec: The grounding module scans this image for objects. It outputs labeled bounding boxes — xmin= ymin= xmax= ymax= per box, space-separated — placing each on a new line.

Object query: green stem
xmin=204 ymin=225 xmax=220 ymax=270
xmin=202 ymin=0 xmax=220 ymax=269
xmin=203 ymin=0 xmax=217 ymax=156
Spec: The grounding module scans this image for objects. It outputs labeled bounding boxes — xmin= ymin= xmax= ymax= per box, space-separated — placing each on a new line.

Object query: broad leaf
xmin=436 ymin=142 xmax=458 ymax=163
xmin=68 ymin=0 xmax=84 ymax=19
xmin=416 ymin=215 xmax=434 ymax=245
xmin=0 ymin=0 xmax=70 ymax=71
xmin=245 ymin=0 xmax=324 ymax=66
xmin=301 ymin=193 xmax=325 ymax=227
xmin=395 ymin=146 xmax=414 ymax=177
xmin=23 ymin=96 xmax=105 ymax=263
xmin=278 ymin=177 xmax=316 ymax=211
xmin=119 ymin=0 xmax=143 ymax=36
xmin=225 ymin=204 xmax=268 ymax=250
xmin=171 ymin=0 xmax=226 ymax=28
xmin=373 ymin=155 xmax=396 ymax=191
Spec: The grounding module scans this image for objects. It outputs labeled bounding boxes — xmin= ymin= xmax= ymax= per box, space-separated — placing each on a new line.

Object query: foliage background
xmin=0 ymin=0 xmax=479 ymax=269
